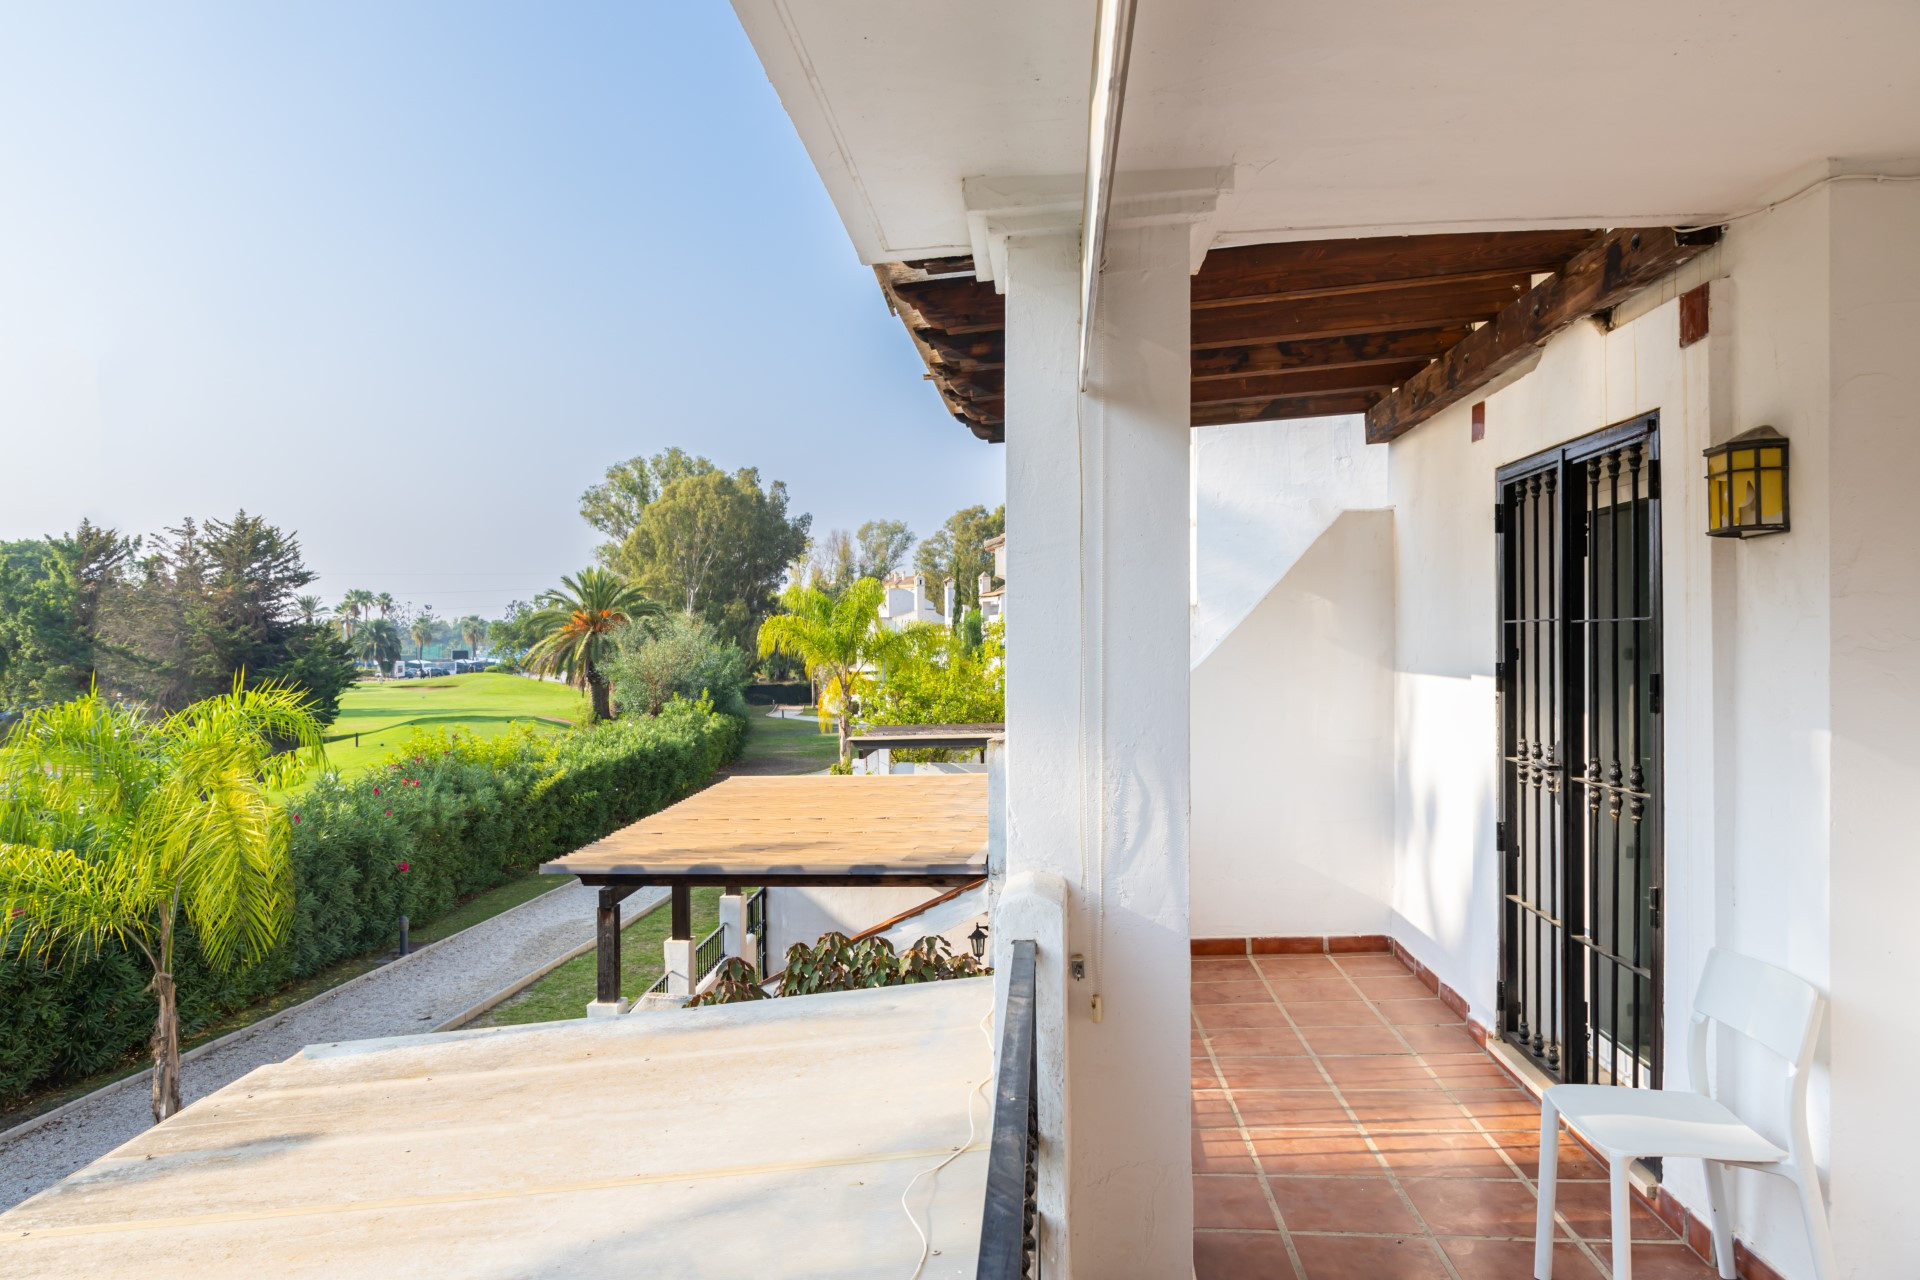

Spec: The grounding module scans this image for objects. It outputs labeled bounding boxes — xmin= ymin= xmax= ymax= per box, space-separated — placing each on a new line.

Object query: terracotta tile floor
xmin=1192 ymin=950 xmax=1719 ymax=1279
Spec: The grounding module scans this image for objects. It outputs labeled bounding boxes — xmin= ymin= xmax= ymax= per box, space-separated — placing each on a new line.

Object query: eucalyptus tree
xmin=522 ymin=568 xmax=662 ymax=721
xmin=757 ymin=577 xmax=905 ymax=763
xmin=0 ymin=682 xmax=324 ymax=1122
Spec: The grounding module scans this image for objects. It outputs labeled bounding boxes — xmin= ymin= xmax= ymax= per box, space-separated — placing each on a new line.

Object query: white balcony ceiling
xmin=733 ymin=0 xmax=1920 ymax=261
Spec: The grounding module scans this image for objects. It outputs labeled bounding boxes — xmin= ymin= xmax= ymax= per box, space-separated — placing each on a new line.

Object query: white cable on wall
xmin=1674 ymin=171 xmax=1920 ymax=233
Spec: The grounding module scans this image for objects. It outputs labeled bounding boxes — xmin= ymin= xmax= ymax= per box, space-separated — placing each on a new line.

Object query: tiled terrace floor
xmin=1192 ymin=949 xmax=1719 ymax=1279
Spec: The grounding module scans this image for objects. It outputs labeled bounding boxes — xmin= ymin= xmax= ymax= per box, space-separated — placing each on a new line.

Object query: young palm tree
xmin=0 ymin=682 xmax=324 ymax=1123
xmin=359 ymin=618 xmax=403 ymax=674
xmin=522 ymin=568 xmax=661 ymax=721
xmin=410 ymin=614 xmax=435 ymax=660
xmin=758 ymin=577 xmax=904 ymax=763
xmin=294 ymin=594 xmax=323 ymax=626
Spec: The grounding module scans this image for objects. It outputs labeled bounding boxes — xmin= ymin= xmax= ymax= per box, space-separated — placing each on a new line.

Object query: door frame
xmin=1493 ymin=411 xmax=1666 ymax=1087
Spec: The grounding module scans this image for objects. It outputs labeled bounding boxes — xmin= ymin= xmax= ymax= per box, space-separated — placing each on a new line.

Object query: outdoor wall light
xmin=968 ymin=922 xmax=989 ymax=961
xmin=1704 ymin=426 xmax=1790 ymax=537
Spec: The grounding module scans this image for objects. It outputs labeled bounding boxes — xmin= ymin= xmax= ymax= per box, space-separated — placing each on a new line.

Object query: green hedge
xmin=0 ymin=697 xmax=742 ymax=1105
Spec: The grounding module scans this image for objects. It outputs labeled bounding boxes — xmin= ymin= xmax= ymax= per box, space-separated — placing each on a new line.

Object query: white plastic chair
xmin=1532 ymin=948 xmax=1837 ymax=1280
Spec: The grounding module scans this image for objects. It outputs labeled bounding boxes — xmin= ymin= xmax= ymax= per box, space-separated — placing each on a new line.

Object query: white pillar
xmin=719 ymin=891 xmax=748 ymax=963
xmin=663 ymin=938 xmax=694 ymax=997
xmin=986 ymin=171 xmax=1218 ymax=1277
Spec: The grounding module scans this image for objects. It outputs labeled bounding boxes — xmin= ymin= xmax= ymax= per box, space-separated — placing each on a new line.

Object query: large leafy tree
xmin=863 ymin=620 xmax=1005 ymax=755
xmin=0 ymin=683 xmax=323 ymax=1122
xmin=523 ymin=569 xmax=663 ymax=721
xmin=757 ymin=578 xmax=905 ymax=763
xmin=0 ymin=523 xmax=138 ymax=709
xmin=915 ymin=504 xmax=1005 ymax=615
xmin=855 ymin=520 xmax=915 ymax=581
xmin=614 ymin=465 xmax=811 ymax=649
xmin=485 ymin=600 xmax=537 ymax=669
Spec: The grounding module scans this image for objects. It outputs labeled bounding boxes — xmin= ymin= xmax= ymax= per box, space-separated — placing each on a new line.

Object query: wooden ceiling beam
xmin=890 ymin=277 xmax=1005 ymax=334
xmin=914 ymin=329 xmax=1005 ymax=372
xmin=1193 ymin=230 xmax=1597 ymax=305
xmin=1365 ymin=226 xmax=1721 ymax=443
xmin=1193 ymin=326 xmax=1472 ymax=381
xmin=1191 ymin=361 xmax=1428 ymax=407
xmin=1191 ymin=277 xmax=1528 ymax=348
xmin=1192 ymin=393 xmax=1386 ymax=428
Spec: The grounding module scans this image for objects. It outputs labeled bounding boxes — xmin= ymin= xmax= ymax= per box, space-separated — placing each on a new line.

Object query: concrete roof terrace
xmin=0 ymin=980 xmax=995 ymax=1278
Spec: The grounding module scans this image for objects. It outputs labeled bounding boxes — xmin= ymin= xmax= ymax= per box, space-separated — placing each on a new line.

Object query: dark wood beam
xmin=891 ymin=277 xmax=1005 ymax=334
xmin=916 ymin=329 xmax=1005 ymax=372
xmin=1194 ymin=229 xmax=1596 ymax=307
xmin=1192 ymin=393 xmax=1387 ymax=428
xmin=1365 ymin=226 xmax=1721 ymax=443
xmin=1193 ymin=327 xmax=1471 ymax=382
xmin=595 ymin=887 xmax=623 ymax=1005
xmin=1192 ymin=276 xmax=1527 ymax=349
xmin=1191 ymin=362 xmax=1427 ymax=407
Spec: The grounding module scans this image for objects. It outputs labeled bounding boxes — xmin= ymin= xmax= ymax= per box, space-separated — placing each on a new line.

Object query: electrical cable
xmin=1674 ymin=172 xmax=1920 ymax=234
xmin=901 ymin=1001 xmax=996 ymax=1278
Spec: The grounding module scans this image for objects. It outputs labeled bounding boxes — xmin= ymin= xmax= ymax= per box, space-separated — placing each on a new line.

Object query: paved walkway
xmin=0 ymin=880 xmax=664 ymax=1211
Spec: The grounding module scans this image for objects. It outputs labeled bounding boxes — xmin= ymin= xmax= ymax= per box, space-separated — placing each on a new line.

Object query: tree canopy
xmin=915 ymin=504 xmax=1004 ymax=615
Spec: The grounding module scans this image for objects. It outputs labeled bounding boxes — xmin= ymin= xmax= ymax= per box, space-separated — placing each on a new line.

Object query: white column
xmin=719 ymin=891 xmax=748 ymax=963
xmin=663 ymin=938 xmax=694 ymax=997
xmin=993 ymin=184 xmax=1209 ymax=1275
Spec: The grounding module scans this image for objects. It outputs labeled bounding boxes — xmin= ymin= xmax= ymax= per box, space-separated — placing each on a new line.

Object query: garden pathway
xmin=0 ymin=880 xmax=665 ymax=1211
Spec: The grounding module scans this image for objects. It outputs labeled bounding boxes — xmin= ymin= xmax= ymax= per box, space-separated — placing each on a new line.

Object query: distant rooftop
xmin=0 ymin=981 xmax=995 ymax=1278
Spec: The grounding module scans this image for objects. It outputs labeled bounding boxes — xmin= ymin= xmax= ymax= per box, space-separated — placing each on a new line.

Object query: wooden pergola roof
xmin=875 ymin=226 xmax=1719 ymax=446
xmin=541 ymin=774 xmax=987 ymax=886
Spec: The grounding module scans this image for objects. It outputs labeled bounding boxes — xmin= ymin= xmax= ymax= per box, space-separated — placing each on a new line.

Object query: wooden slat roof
xmin=849 ymin=723 xmax=1004 ymax=756
xmin=541 ymin=774 xmax=987 ymax=884
xmin=875 ymin=226 xmax=1716 ymax=444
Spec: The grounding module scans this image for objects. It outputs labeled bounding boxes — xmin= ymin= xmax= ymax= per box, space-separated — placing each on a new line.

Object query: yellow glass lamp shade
xmin=1703 ymin=426 xmax=1789 ymax=538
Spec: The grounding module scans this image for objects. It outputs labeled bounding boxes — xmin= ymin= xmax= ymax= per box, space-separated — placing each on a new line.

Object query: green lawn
xmin=473 ymin=886 xmax=725 ymax=1027
xmin=728 ymin=707 xmax=839 ymax=775
xmin=319 ymin=672 xmax=588 ymax=778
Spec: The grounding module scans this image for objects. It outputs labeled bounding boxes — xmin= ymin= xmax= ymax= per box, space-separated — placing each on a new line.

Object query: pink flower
xmin=372 ymin=787 xmax=379 ymax=796
xmin=397 ymin=861 xmax=410 ymax=873
xmin=291 ymin=814 xmax=301 ymax=823
xmin=384 ymin=809 xmax=392 ymax=816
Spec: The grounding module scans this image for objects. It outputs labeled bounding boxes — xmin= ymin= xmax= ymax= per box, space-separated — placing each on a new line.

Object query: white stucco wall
xmin=1191 ymin=415 xmax=1389 ymax=665
xmin=763 ymin=886 xmax=942 ymax=966
xmin=1191 ymin=508 xmax=1395 ymax=939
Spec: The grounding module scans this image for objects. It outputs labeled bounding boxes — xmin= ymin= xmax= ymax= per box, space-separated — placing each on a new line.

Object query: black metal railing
xmin=643 ymin=972 xmax=669 ymax=997
xmin=977 ymin=939 xmax=1038 ymax=1279
xmin=746 ymin=888 xmax=768 ymax=974
xmin=694 ymin=924 xmax=728 ymax=983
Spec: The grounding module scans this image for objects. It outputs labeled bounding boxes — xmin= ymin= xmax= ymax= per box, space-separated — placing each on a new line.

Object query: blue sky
xmin=0 ymin=3 xmax=1002 ymax=618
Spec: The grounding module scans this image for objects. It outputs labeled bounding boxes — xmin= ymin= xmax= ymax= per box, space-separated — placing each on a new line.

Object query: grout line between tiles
xmin=1195 ymin=1005 xmax=1308 ymax=1280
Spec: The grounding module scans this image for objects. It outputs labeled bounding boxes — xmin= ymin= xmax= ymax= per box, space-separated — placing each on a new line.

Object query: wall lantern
xmin=1704 ymin=426 xmax=1790 ymax=538
xmin=968 ymin=922 xmax=989 ymax=961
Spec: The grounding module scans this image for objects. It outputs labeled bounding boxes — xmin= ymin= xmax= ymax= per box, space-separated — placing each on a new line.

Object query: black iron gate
xmin=1496 ymin=413 xmax=1663 ymax=1089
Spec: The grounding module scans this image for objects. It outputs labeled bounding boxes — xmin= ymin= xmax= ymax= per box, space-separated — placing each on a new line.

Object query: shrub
xmin=0 ymin=698 xmax=745 ymax=1104
xmin=606 ymin=613 xmax=752 ymax=721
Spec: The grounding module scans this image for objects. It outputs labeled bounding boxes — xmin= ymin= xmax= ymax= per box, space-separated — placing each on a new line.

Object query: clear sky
xmin=0 ymin=3 xmax=1003 ymax=618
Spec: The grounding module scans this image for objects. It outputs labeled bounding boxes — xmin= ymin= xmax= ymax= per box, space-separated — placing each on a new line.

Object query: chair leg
xmin=1702 ymin=1161 xmax=1736 ymax=1279
xmin=1609 ymin=1158 xmax=1634 ymax=1280
xmin=1533 ymin=1098 xmax=1560 ymax=1279
xmin=1793 ymin=1167 xmax=1839 ymax=1280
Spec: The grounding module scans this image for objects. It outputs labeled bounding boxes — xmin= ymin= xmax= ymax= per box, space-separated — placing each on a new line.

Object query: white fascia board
xmin=963 ymin=169 xmax=1233 ymax=290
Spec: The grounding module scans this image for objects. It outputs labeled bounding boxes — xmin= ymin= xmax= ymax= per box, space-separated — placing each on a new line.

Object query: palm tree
xmin=758 ymin=577 xmax=904 ymax=763
xmin=335 ymin=589 xmax=373 ymax=640
xmin=459 ymin=615 xmax=488 ymax=657
xmin=374 ymin=591 xmax=395 ymax=619
xmin=410 ymin=614 xmax=435 ymax=660
xmin=0 ymin=682 xmax=324 ymax=1123
xmin=294 ymin=594 xmax=323 ymax=626
xmin=359 ymin=618 xmax=403 ymax=673
xmin=522 ymin=568 xmax=661 ymax=721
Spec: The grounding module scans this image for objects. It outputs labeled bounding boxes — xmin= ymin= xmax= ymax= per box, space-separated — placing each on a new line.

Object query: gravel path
xmin=0 ymin=880 xmax=665 ymax=1210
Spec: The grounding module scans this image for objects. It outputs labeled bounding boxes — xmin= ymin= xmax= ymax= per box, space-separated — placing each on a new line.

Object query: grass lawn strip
xmin=474 ymin=887 xmax=725 ymax=1026
xmin=321 ymin=672 xmax=588 ymax=779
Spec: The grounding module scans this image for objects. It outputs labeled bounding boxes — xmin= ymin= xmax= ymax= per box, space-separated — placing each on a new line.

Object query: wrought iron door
xmin=1496 ymin=414 xmax=1663 ymax=1088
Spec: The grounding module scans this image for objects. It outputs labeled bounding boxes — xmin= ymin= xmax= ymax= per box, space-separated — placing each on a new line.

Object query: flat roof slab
xmin=0 ymin=980 xmax=995 ymax=1278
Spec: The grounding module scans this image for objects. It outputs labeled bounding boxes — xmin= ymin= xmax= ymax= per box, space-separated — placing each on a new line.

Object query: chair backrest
xmin=1692 ymin=947 xmax=1825 ymax=1067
